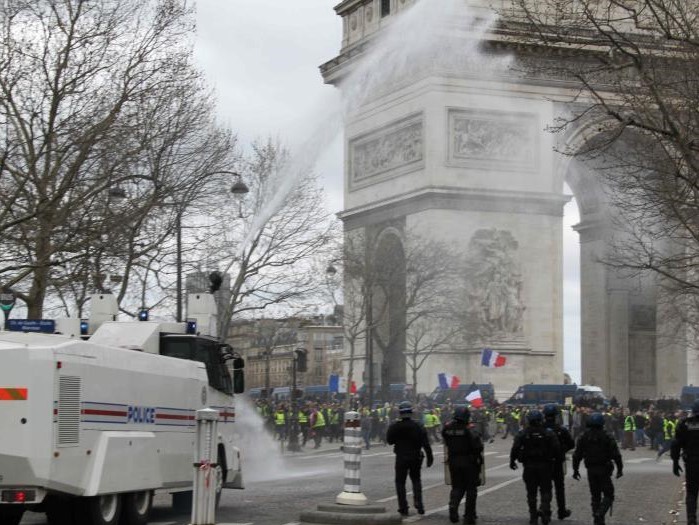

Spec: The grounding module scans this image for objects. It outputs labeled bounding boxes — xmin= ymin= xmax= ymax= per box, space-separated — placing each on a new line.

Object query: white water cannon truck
xmin=0 ymin=293 xmax=245 ymax=525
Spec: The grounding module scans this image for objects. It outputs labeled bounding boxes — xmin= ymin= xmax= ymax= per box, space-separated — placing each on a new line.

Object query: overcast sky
xmin=193 ymin=0 xmax=582 ymax=384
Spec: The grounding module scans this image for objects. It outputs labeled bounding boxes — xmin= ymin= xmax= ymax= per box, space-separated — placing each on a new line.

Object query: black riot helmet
xmin=543 ymin=404 xmax=558 ymax=419
xmin=588 ymin=412 xmax=605 ymax=428
xmin=398 ymin=401 xmax=413 ymax=417
xmin=527 ymin=410 xmax=544 ymax=425
xmin=454 ymin=406 xmax=470 ymax=423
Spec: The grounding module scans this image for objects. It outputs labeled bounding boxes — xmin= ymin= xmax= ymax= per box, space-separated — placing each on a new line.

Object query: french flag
xmin=481 ymin=348 xmax=506 ymax=368
xmin=438 ymin=372 xmax=461 ymax=389
xmin=465 ymin=389 xmax=484 ymax=408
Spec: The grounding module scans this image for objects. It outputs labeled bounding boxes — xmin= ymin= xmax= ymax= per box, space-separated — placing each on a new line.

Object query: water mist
xmin=235 ymin=0 xmax=509 ymax=255
xmin=234 ymin=397 xmax=338 ymax=483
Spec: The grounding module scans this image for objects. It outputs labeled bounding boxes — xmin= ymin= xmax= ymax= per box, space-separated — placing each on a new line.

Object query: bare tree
xmin=324 ymin=233 xmax=388 ymax=407
xmin=192 ymin=139 xmax=339 ymax=340
xmin=372 ymin=235 xmax=460 ymax=395
xmin=507 ymin=0 xmax=699 ymax=301
xmin=405 ymin=318 xmax=462 ymax=399
xmin=332 ymin=230 xmax=460 ymax=401
xmin=252 ymin=319 xmax=299 ymax=399
xmin=0 ymin=0 xmax=235 ymax=318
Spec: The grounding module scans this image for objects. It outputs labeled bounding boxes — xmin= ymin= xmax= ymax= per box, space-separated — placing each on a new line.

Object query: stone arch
xmin=370 ymin=228 xmax=407 ymax=389
xmin=560 ymin=119 xmax=660 ymax=402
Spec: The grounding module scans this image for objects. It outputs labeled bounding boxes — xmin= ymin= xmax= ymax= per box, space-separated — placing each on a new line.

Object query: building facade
xmin=321 ymin=0 xmax=696 ymax=403
xmin=226 ymin=317 xmax=343 ymax=395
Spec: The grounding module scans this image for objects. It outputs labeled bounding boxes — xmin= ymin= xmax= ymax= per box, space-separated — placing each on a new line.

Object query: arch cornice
xmin=339 ymin=186 xmax=569 ymax=230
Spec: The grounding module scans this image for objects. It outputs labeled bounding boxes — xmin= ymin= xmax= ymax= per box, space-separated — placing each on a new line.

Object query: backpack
xmin=522 ymin=428 xmax=550 ymax=461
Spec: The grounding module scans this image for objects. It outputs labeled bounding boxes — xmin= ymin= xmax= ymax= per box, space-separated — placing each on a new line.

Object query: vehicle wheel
xmin=171 ymin=491 xmax=192 ymax=514
xmin=0 ymin=505 xmax=24 ymax=525
xmin=78 ymin=494 xmax=122 ymax=525
xmin=46 ymin=497 xmax=78 ymax=525
xmin=120 ymin=491 xmax=152 ymax=525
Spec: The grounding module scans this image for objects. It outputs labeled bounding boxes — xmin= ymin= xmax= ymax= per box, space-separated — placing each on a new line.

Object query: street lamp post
xmin=176 ymin=211 xmax=183 ymax=322
xmin=174 ymin=171 xmax=248 ymax=323
xmin=367 ymin=292 xmax=374 ymax=410
xmin=288 ymin=337 xmax=307 ymax=453
xmin=288 ymin=350 xmax=301 ymax=452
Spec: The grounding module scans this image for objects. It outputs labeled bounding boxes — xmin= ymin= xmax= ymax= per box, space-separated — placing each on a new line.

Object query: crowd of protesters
xmin=253 ymin=393 xmax=690 ymax=457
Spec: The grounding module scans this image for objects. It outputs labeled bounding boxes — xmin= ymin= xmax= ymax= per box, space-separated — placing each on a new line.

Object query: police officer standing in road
xmin=510 ymin=410 xmax=560 ymax=525
xmin=386 ymin=401 xmax=434 ymax=517
xmin=572 ymin=412 xmax=623 ymax=525
xmin=543 ymin=404 xmax=575 ymax=520
xmin=442 ymin=406 xmax=483 ymax=525
xmin=671 ymin=400 xmax=699 ymax=525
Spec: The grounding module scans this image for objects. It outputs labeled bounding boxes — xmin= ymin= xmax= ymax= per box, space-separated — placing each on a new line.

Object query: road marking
xmin=297 ymin=452 xmax=344 ymax=460
xmin=626 ymin=458 xmax=653 ymax=464
xmin=218 ymin=523 xmax=254 ymax=525
xmin=377 ymin=463 xmax=512 ymax=502
xmin=402 ymin=476 xmax=521 ymax=522
xmin=377 ymin=485 xmax=437 ymax=502
xmin=298 ymin=449 xmax=446 ymax=460
xmin=484 ymin=451 xmax=498 ymax=456
xmin=496 ymin=454 xmax=510 ymax=458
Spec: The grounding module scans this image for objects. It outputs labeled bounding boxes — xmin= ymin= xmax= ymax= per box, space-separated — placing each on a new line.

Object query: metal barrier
xmin=336 ymin=410 xmax=368 ymax=505
xmin=191 ymin=408 xmax=220 ymax=525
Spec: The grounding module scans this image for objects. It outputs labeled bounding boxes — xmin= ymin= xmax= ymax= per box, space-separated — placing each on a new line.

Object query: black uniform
xmin=386 ymin=415 xmax=434 ymax=516
xmin=544 ymin=418 xmax=575 ymax=518
xmin=442 ymin=419 xmax=483 ymax=524
xmin=510 ymin=425 xmax=560 ymax=524
xmin=671 ymin=414 xmax=699 ymax=525
xmin=572 ymin=426 xmax=622 ymax=525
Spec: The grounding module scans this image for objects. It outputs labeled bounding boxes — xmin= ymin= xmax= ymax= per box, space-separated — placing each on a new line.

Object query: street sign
xmin=7 ymin=319 xmax=56 ymax=334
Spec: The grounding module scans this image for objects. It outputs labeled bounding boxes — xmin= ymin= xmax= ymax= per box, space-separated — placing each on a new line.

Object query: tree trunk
xmin=412 ymin=361 xmax=418 ymax=402
xmin=27 ymin=226 xmax=53 ymax=319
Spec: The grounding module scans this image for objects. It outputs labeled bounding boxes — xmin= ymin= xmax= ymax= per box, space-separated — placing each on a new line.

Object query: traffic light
xmin=138 ymin=308 xmax=149 ymax=321
xmin=295 ymin=349 xmax=307 ymax=373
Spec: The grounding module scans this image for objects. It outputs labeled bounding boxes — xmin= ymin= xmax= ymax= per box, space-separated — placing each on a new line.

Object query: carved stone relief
xmin=460 ymin=229 xmax=526 ymax=342
xmin=349 ymin=113 xmax=424 ymax=189
xmin=448 ymin=109 xmax=538 ymax=171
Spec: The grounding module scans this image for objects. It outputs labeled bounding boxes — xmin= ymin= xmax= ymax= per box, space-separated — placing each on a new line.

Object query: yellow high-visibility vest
xmin=313 ymin=411 xmax=326 ymax=428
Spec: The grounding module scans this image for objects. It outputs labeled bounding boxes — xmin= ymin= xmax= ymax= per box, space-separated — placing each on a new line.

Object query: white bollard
xmin=336 ymin=411 xmax=368 ymax=505
xmin=191 ymin=408 xmax=220 ymax=525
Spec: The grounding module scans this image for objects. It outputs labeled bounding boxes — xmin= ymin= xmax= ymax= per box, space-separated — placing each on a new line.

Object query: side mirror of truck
xmin=231 ymin=356 xmax=245 ymax=394
xmin=233 ymin=368 xmax=245 ymax=394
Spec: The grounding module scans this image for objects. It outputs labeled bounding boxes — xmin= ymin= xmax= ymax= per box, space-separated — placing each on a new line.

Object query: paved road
xmin=20 ymin=434 xmax=688 ymax=525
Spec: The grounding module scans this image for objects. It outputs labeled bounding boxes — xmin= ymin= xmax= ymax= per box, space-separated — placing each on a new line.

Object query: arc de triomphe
xmin=320 ymin=0 xmax=698 ymax=403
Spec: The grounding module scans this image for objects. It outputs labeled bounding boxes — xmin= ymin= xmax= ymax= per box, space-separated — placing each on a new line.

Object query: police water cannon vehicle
xmin=0 ymin=293 xmax=245 ymax=525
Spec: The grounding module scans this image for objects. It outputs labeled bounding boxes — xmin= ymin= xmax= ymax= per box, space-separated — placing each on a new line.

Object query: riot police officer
xmin=442 ymin=406 xmax=483 ymax=524
xmin=572 ymin=412 xmax=623 ymax=525
xmin=386 ymin=401 xmax=434 ymax=517
xmin=510 ymin=410 xmax=560 ymax=525
xmin=543 ymin=404 xmax=575 ymax=520
xmin=671 ymin=400 xmax=699 ymax=525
